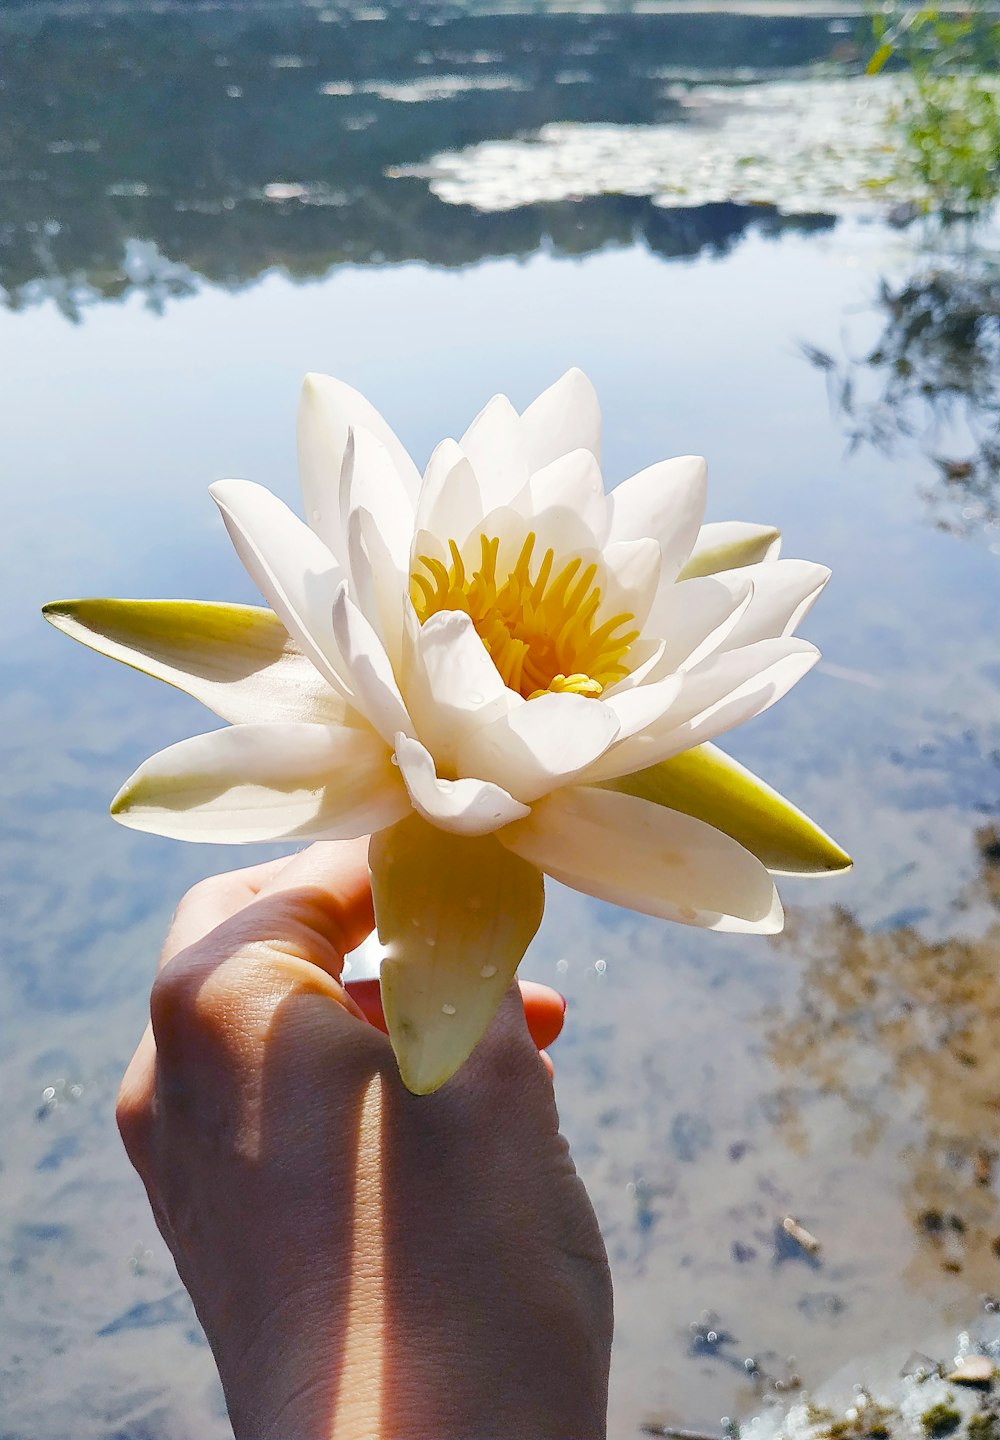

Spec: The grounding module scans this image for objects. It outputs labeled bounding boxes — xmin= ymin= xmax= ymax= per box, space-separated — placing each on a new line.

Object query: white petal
xmin=601 ymin=538 xmax=662 ymax=633
xmin=347 ymin=506 xmax=405 ymax=669
xmin=456 ymin=692 xmax=621 ymax=803
xmin=394 ymin=733 xmax=529 ymax=836
xmin=459 ymin=394 xmax=529 ymax=512
xmin=332 ymin=585 xmax=412 ymax=746
xmin=42 ymin=599 xmax=348 ymax=726
xmin=400 ymin=608 xmax=513 ymax=769
xmin=210 ymin=479 xmax=352 ymax=700
xmin=679 ymin=521 xmax=781 ymax=580
xmin=666 ymin=639 xmax=821 ymax=755
xmin=371 ymin=815 xmax=544 ymax=1093
xmin=414 ymin=440 xmax=484 ymax=546
xmin=111 ymin=723 xmax=408 ymax=843
xmin=501 ymin=786 xmax=782 ymax=932
xmin=519 ymin=368 xmax=601 ymax=469
xmin=608 ymin=456 xmax=708 ymax=581
xmin=513 ymin=448 xmax=609 ymax=544
xmin=298 ymin=372 xmax=421 ymax=557
xmin=601 ymin=673 xmax=684 ymax=744
xmin=340 ymin=425 xmax=414 ymax=579
xmin=646 ymin=574 xmax=754 ymax=671
xmin=586 ymin=637 xmax=821 ymax=781
xmin=715 ymin=560 xmax=831 ymax=650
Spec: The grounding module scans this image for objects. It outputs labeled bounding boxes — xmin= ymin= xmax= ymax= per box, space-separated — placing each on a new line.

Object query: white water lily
xmin=45 ymin=369 xmax=850 ymax=1093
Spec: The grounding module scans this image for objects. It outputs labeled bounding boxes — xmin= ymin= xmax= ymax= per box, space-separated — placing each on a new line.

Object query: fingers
xmin=160 ymin=854 xmax=296 ymax=969
xmin=255 ymin=839 xmax=375 ymax=962
xmin=161 ymin=840 xmax=374 ymax=979
xmin=346 ymin=976 xmax=566 ymax=1053
xmin=518 ymin=981 xmax=567 ymax=1052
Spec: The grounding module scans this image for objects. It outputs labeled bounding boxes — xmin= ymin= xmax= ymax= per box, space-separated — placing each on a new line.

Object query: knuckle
xmin=116 ymin=1073 xmax=153 ymax=1163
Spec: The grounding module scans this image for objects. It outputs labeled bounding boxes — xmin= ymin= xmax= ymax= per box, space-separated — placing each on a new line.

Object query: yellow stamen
xmin=410 ymin=530 xmax=638 ymax=701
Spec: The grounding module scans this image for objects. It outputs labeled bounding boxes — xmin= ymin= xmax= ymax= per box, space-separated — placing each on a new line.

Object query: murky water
xmin=2 ymin=4 xmax=999 ymax=1438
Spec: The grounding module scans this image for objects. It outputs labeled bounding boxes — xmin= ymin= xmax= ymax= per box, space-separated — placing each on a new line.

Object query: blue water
xmin=2 ymin=5 xmax=999 ymax=1437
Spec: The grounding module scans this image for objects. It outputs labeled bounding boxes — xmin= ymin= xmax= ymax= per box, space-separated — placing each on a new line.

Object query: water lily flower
xmin=44 ymin=369 xmax=850 ymax=1093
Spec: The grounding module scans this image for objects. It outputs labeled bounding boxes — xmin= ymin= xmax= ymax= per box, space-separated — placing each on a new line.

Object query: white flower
xmin=45 ymin=369 xmax=850 ymax=1093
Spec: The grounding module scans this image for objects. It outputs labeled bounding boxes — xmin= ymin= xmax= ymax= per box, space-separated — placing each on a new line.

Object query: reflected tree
xmin=804 ymin=249 xmax=1000 ymax=543
xmin=0 ymin=2 xmax=843 ymax=315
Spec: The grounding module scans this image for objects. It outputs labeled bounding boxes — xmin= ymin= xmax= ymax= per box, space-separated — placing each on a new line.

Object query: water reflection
xmin=804 ymin=241 xmax=1000 ymax=546
xmin=0 ymin=1 xmax=846 ymax=313
xmin=767 ymin=824 xmax=1000 ymax=1295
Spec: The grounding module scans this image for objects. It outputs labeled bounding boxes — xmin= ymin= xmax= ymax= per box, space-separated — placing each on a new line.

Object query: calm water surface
xmin=2 ymin=5 xmax=1000 ymax=1438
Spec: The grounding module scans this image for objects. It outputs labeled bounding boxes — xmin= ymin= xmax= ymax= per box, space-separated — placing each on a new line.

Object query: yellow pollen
xmin=410 ymin=531 xmax=639 ymax=701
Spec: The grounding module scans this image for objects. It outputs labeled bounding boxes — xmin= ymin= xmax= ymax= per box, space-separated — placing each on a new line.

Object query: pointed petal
xmin=608 ymin=456 xmax=708 ymax=581
xmin=583 ymin=637 xmax=821 ymax=781
xmin=514 ymin=448 xmax=609 ymax=544
xmin=665 ymin=638 xmax=821 ymax=757
xmin=646 ymin=574 xmax=754 ymax=670
xmin=349 ymin=507 xmax=406 ymax=671
xmin=42 ymin=599 xmax=348 ymax=726
xmin=298 ymin=372 xmax=421 ymax=557
xmin=456 ymin=692 xmax=621 ymax=803
xmin=415 ymin=440 xmax=484 ymax=547
xmin=603 ymin=742 xmax=852 ymax=875
xmin=500 ymin=785 xmax=782 ymax=932
xmin=679 ymin=521 xmax=781 ymax=580
xmin=331 ymin=585 xmax=411 ymax=746
xmin=401 ymin=608 xmax=513 ymax=770
xmin=340 ymin=425 xmax=414 ymax=579
xmin=371 ymin=814 xmax=544 ymax=1094
xmin=459 ymin=394 xmax=529 ymax=512
xmin=520 ymin=368 xmax=601 ymax=469
xmin=210 ymin=479 xmax=352 ymax=701
xmin=394 ymin=733 xmax=529 ymax=836
xmin=111 ymin=723 xmax=408 ymax=843
xmin=715 ymin=560 xmax=831 ymax=650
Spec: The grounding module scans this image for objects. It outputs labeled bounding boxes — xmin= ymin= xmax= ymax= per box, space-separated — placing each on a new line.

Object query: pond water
xmin=2 ymin=4 xmax=1000 ymax=1438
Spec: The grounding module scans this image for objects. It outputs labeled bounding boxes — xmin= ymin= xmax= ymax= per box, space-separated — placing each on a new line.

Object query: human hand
xmin=116 ymin=840 xmax=613 ymax=1440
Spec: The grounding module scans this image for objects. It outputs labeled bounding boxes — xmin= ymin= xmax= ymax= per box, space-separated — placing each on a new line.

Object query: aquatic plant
xmin=44 ymin=369 xmax=848 ymax=1092
xmin=867 ymin=1 xmax=1000 ymax=216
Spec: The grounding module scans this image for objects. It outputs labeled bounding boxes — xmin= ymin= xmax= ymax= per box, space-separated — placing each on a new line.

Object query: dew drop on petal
xmin=425 ymin=936 xmax=436 ymax=947
xmin=390 ymin=754 xmax=399 ymax=766
xmin=479 ymin=964 xmax=497 ymax=979
xmin=595 ymin=958 xmax=607 ymax=975
xmin=442 ymin=1003 xmax=457 ymax=1016
xmin=556 ymin=958 xmax=569 ymax=974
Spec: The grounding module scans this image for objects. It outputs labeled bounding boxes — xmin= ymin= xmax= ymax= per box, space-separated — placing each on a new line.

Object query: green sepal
xmin=600 ymin=743 xmax=851 ymax=876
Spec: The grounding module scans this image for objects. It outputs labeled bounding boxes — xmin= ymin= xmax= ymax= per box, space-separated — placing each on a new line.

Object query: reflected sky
xmin=3 ymin=7 xmax=1000 ymax=1440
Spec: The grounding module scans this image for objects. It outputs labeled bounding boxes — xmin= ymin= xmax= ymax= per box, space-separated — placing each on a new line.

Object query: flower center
xmin=410 ymin=531 xmax=639 ymax=701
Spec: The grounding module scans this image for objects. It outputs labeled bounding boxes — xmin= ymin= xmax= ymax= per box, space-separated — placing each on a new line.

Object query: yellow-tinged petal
xmin=679 ymin=523 xmax=781 ymax=580
xmin=42 ymin=599 xmax=348 ymax=726
xmin=370 ymin=815 xmax=544 ymax=1095
xmin=111 ymin=722 xmax=408 ymax=843
xmin=600 ymin=742 xmax=851 ymax=875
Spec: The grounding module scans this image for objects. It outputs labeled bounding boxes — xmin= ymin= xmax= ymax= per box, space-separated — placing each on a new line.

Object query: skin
xmin=116 ymin=839 xmax=614 ymax=1440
